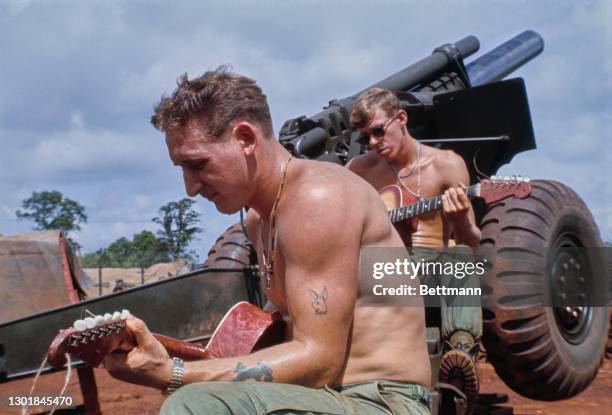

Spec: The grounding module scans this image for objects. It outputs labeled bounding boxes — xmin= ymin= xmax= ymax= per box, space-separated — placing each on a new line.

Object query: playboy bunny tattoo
xmin=309 ymin=286 xmax=328 ymax=315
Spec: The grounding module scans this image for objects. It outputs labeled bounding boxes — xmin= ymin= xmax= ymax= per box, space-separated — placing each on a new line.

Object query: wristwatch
xmin=162 ymin=357 xmax=185 ymax=396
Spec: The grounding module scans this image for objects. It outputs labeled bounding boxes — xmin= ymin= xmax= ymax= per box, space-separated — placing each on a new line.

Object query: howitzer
xmin=279 ymin=31 xmax=543 ymax=181
xmin=276 ymin=29 xmax=608 ymax=412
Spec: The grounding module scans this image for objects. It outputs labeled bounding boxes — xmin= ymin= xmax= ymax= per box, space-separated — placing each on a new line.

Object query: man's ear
xmin=398 ymin=109 xmax=409 ymax=128
xmin=233 ymin=122 xmax=258 ymax=156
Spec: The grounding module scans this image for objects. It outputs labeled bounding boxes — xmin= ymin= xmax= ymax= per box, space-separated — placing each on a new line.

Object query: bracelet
xmin=162 ymin=357 xmax=185 ymax=396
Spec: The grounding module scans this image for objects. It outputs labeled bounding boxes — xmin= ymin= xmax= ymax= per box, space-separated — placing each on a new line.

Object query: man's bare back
xmin=247 ymin=158 xmax=431 ymax=387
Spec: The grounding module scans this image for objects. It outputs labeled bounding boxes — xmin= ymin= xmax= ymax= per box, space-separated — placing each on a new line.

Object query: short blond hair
xmin=350 ymin=88 xmax=400 ymax=129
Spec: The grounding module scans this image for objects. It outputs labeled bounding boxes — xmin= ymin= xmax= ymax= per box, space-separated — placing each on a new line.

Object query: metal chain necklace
xmin=397 ymin=142 xmax=421 ymax=179
xmin=387 ymin=143 xmax=422 ymax=200
xmin=259 ymin=155 xmax=292 ymax=290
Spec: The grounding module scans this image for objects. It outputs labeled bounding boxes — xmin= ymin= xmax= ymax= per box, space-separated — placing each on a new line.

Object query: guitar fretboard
xmin=388 ymin=184 xmax=479 ymax=223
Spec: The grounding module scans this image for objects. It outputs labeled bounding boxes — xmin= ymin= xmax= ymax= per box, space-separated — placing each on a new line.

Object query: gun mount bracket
xmin=433 ymin=43 xmax=472 ymax=89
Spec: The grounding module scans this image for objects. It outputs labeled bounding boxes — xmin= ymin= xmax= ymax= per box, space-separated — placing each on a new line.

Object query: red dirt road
xmin=1 ymin=360 xmax=611 ymax=414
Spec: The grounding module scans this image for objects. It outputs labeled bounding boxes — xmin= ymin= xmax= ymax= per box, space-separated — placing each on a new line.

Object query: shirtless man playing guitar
xmin=103 ymin=69 xmax=432 ymax=414
xmin=347 ymin=88 xmax=483 ymax=413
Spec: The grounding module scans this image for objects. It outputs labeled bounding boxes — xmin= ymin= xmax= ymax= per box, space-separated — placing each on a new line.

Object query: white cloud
xmin=0 ymin=0 xmax=32 ymax=17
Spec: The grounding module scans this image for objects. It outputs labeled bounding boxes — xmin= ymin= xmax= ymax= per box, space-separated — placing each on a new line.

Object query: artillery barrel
xmin=466 ymin=30 xmax=544 ymax=87
xmin=363 ymin=35 xmax=479 ymax=93
xmin=283 ymin=31 xmax=543 ymax=158
xmin=287 ymin=36 xmax=479 ymax=157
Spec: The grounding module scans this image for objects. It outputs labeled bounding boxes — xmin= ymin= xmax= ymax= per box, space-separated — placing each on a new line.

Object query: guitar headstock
xmin=479 ymin=175 xmax=532 ymax=204
xmin=47 ymin=309 xmax=133 ymax=368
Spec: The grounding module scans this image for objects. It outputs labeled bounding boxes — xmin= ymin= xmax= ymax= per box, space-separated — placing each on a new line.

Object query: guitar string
xmin=21 ymin=355 xmax=48 ymax=415
xmin=49 ymin=354 xmax=73 ymax=415
xmin=22 ymin=353 xmax=72 ymax=415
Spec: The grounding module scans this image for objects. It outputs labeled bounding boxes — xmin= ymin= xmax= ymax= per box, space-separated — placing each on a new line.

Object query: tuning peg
xmin=112 ymin=311 xmax=121 ymax=321
xmin=524 ymin=177 xmax=531 ymax=182
xmin=74 ymin=319 xmax=87 ymax=331
xmin=121 ymin=309 xmax=131 ymax=319
xmin=491 ymin=175 xmax=497 ymax=180
xmin=94 ymin=315 xmax=105 ymax=326
xmin=84 ymin=317 xmax=96 ymax=329
xmin=104 ymin=313 xmax=113 ymax=322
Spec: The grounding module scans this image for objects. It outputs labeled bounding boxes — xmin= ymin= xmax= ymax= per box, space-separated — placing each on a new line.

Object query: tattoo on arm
xmin=232 ymin=362 xmax=274 ymax=382
xmin=308 ymin=286 xmax=328 ymax=315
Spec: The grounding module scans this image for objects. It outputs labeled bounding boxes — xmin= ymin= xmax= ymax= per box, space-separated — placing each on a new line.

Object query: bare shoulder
xmin=278 ymin=159 xmax=400 ymax=268
xmin=276 ymin=160 xmax=367 ymax=269
xmin=429 ymin=147 xmax=469 ymax=185
xmin=346 ymin=150 xmax=381 ymax=175
xmin=432 ymin=147 xmax=467 ymax=168
xmin=280 ymin=160 xmax=373 ymax=234
xmin=289 ymin=159 xmax=373 ymax=206
xmin=283 ymin=158 xmax=393 ymax=243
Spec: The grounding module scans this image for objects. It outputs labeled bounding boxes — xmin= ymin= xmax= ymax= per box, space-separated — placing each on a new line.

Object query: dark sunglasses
xmin=356 ymin=113 xmax=399 ymax=145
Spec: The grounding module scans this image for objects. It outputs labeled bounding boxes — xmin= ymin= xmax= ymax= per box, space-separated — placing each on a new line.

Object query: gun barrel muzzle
xmin=466 ymin=30 xmax=544 ymax=86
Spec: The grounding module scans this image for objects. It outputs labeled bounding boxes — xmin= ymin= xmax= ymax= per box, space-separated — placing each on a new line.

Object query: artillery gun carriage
xmin=205 ymin=30 xmax=610 ymax=412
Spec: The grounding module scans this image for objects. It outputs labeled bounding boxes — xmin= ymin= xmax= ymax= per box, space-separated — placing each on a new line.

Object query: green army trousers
xmin=410 ymin=245 xmax=483 ymax=341
xmin=160 ymin=380 xmax=431 ymax=414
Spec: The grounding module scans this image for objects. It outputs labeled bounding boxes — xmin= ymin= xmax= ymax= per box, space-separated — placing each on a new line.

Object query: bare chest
xmin=367 ymin=161 xmax=446 ymax=199
xmin=253 ymin=236 xmax=289 ymax=315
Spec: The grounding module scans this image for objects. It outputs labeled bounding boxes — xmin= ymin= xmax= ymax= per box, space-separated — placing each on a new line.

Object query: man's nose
xmin=369 ymin=134 xmax=384 ymax=148
xmin=183 ymin=170 xmax=203 ymax=197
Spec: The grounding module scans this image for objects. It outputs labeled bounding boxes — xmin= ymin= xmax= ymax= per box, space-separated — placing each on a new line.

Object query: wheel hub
xmin=550 ymin=235 xmax=592 ymax=344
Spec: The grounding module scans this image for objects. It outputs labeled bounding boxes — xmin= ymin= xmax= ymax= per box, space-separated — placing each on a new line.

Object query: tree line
xmin=15 ymin=190 xmax=203 ymax=267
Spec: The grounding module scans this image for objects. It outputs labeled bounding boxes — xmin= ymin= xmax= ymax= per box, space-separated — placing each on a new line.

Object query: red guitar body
xmin=205 ymin=302 xmax=284 ymax=358
xmin=379 ymin=184 xmax=419 ymax=238
xmin=47 ymin=302 xmax=285 ymax=369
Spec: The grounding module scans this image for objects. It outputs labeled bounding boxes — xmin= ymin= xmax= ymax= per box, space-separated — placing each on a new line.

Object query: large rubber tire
xmin=203 ymin=223 xmax=255 ymax=269
xmin=479 ymin=180 xmax=609 ymax=400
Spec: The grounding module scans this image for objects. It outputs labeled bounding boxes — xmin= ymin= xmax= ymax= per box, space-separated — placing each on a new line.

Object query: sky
xmin=0 ymin=0 xmax=610 ymax=261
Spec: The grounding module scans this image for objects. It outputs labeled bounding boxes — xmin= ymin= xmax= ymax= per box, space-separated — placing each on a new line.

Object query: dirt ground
xmin=1 ymin=360 xmax=611 ymax=415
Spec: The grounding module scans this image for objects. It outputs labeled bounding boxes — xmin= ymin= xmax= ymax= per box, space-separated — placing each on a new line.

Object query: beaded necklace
xmin=387 ymin=143 xmax=422 ymax=200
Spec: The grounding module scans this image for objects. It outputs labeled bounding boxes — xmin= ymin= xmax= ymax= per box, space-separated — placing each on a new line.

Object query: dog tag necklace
xmin=260 ymin=155 xmax=292 ymax=290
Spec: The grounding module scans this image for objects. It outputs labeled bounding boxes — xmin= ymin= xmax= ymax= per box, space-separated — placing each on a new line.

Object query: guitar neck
xmin=389 ymin=184 xmax=479 ymax=223
xmin=153 ymin=333 xmax=211 ymax=360
xmin=48 ymin=302 xmax=284 ymax=369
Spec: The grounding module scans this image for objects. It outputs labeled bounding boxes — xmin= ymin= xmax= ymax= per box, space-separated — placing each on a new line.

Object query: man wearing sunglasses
xmin=347 ymin=88 xmax=482 ymax=414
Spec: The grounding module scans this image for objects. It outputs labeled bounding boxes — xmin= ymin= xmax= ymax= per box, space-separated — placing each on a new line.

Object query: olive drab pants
xmin=410 ymin=245 xmax=483 ymax=342
xmin=161 ymin=380 xmax=431 ymax=414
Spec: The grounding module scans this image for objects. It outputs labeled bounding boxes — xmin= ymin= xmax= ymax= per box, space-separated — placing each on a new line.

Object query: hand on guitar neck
xmin=380 ymin=176 xmax=531 ymax=245
xmin=105 ymin=313 xmax=177 ymax=390
xmin=47 ymin=302 xmax=285 ymax=389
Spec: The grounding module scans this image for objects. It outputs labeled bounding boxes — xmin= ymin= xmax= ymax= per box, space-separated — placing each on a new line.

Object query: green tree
xmin=81 ymin=231 xmax=170 ymax=268
xmin=131 ymin=230 xmax=171 ymax=266
xmin=16 ymin=190 xmax=87 ymax=250
xmin=152 ymin=198 xmax=203 ymax=262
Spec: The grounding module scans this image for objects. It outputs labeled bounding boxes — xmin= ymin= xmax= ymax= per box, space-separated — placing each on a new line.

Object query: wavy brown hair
xmin=152 ymin=66 xmax=273 ymax=140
